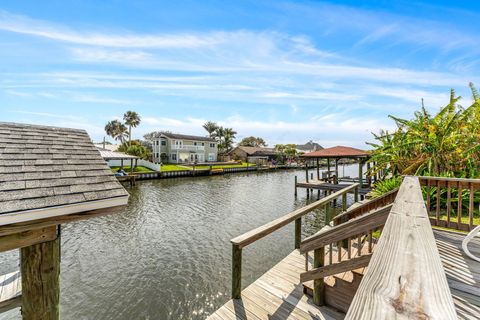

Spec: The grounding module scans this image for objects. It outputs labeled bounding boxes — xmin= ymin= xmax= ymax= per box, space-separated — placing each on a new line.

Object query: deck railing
xmin=331 ymin=187 xmax=398 ymax=226
xmin=299 ymin=204 xmax=390 ymax=305
xmin=345 ymin=176 xmax=457 ymax=319
xmin=419 ymin=176 xmax=480 ymax=231
xmin=229 ymin=183 xmax=359 ymax=299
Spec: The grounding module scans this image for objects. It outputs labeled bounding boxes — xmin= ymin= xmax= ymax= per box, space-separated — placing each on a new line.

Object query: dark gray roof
xmin=151 ymin=131 xmax=216 ymax=142
xmin=234 ymin=146 xmax=276 ymax=156
xmin=296 ymin=141 xmax=323 ymax=151
xmin=0 ymin=122 xmax=129 ymax=215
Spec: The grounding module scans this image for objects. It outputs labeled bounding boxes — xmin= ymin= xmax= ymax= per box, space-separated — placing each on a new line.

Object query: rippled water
xmin=0 ymin=166 xmax=360 ymax=320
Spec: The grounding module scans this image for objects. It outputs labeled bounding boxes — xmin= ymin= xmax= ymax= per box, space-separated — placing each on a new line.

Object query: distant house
xmin=148 ymin=132 xmax=218 ymax=163
xmin=229 ymin=146 xmax=276 ymax=164
xmin=296 ymin=140 xmax=323 ymax=154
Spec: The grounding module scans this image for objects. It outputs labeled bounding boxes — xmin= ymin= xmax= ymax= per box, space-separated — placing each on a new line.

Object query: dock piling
xmin=232 ymin=244 xmax=242 ymax=299
xmin=294 ymin=176 xmax=298 ymax=196
xmin=294 ymin=218 xmax=301 ymax=249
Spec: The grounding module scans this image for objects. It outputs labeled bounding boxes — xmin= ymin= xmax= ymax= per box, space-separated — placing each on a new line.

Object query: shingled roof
xmin=0 ymin=122 xmax=129 ymax=224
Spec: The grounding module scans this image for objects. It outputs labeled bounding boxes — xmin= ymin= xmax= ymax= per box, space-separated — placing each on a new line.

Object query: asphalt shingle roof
xmin=0 ymin=122 xmax=129 ymax=215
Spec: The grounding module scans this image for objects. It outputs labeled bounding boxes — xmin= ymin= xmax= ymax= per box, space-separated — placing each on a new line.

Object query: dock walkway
xmin=208 ymin=228 xmax=480 ymax=319
xmin=207 ymin=250 xmax=344 ymax=320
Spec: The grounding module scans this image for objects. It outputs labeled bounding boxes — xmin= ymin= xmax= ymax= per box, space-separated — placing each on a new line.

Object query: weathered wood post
xmin=366 ymin=162 xmax=371 ymax=187
xmin=335 ymin=158 xmax=339 ymax=183
xmin=354 ymin=185 xmax=359 ymax=202
xmin=20 ymin=225 xmax=60 ymax=320
xmin=232 ymin=244 xmax=242 ymax=299
xmin=294 ymin=176 xmax=298 ymax=196
xmin=305 ymin=162 xmax=309 ymax=183
xmin=342 ymin=193 xmax=347 ymax=211
xmin=295 ymin=218 xmax=302 ymax=249
xmin=358 ymin=160 xmax=363 ymax=188
xmin=313 ymin=247 xmax=325 ymax=305
xmin=327 ymin=158 xmax=331 ymax=180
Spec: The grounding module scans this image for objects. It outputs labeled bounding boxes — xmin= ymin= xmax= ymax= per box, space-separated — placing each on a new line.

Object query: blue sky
xmin=1 ymin=0 xmax=479 ymax=148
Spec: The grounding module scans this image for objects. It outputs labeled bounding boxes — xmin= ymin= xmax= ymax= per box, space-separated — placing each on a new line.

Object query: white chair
xmin=462 ymin=224 xmax=480 ymax=263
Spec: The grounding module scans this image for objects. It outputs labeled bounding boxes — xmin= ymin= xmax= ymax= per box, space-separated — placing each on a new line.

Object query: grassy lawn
xmin=160 ymin=164 xmax=192 ymax=172
xmin=193 ymin=163 xmax=256 ymax=170
xmin=111 ymin=166 xmax=154 ymax=173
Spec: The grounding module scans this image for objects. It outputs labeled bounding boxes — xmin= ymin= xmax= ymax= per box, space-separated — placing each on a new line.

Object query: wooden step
xmin=301 ymin=237 xmax=376 ymax=313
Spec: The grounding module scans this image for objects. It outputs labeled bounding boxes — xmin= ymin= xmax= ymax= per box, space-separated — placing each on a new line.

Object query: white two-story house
xmin=149 ymin=132 xmax=218 ymax=163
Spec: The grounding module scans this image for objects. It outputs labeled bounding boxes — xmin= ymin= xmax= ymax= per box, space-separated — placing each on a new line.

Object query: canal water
xmin=0 ymin=166 xmax=361 ymax=320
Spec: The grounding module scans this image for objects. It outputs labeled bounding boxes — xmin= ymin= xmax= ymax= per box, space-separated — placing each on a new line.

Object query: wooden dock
xmin=210 ymin=176 xmax=480 ymax=320
xmin=208 ymin=228 xmax=479 ymax=320
xmin=295 ymin=180 xmax=371 ymax=196
xmin=207 ymin=250 xmax=344 ymax=320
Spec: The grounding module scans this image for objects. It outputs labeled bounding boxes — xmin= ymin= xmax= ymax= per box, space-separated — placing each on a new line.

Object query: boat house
xmin=0 ymin=122 xmax=129 ymax=319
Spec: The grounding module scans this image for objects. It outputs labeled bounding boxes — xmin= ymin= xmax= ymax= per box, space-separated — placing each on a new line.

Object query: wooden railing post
xmin=354 ymin=186 xmax=359 ymax=202
xmin=232 ymin=243 xmax=242 ymax=299
xmin=295 ymin=218 xmax=302 ymax=249
xmin=313 ymin=247 xmax=325 ymax=305
xmin=342 ymin=193 xmax=347 ymax=211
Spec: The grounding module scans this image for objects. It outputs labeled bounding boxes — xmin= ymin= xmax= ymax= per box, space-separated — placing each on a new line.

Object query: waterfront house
xmin=148 ymin=132 xmax=218 ymax=163
xmin=229 ymin=146 xmax=276 ymax=164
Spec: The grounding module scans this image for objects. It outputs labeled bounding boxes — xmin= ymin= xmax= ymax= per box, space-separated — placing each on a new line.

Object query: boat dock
xmin=208 ymin=176 xmax=480 ymax=319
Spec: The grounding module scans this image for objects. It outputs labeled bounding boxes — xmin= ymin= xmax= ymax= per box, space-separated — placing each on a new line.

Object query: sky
xmin=0 ymin=0 xmax=479 ymax=148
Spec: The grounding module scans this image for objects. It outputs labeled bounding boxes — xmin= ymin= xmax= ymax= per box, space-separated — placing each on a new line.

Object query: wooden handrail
xmin=300 ymin=204 xmax=391 ymax=253
xmin=332 ymin=188 xmax=398 ymax=225
xmin=231 ymin=183 xmax=360 ymax=248
xmin=230 ymin=183 xmax=360 ymax=299
xmin=345 ymin=176 xmax=457 ymax=319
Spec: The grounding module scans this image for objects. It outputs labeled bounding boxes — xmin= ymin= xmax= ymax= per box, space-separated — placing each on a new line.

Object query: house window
xmin=208 ymin=153 xmax=215 ymax=161
xmin=156 ymin=153 xmax=159 ymax=158
xmin=201 ymin=142 xmax=205 ymax=146
xmin=171 ymin=154 xmax=177 ymax=161
xmin=194 ymin=142 xmax=197 ymax=146
xmin=210 ymin=143 xmax=215 ymax=148
xmin=161 ymin=140 xmax=166 ymax=146
xmin=156 ymin=141 xmax=159 ymax=146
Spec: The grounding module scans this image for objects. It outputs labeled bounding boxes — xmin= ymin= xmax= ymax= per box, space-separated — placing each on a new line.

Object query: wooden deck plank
xmin=434 ymin=229 xmax=480 ymax=320
xmin=207 ymin=250 xmax=345 ymax=320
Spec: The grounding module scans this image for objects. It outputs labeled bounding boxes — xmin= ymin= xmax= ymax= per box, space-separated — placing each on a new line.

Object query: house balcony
xmin=171 ymin=145 xmax=205 ymax=151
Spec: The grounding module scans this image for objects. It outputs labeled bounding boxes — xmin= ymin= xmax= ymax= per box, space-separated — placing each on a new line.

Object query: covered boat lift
xmin=300 ymin=145 xmax=371 ymax=187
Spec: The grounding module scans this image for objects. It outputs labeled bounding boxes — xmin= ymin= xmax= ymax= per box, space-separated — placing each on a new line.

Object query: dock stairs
xmin=302 ymin=235 xmax=377 ymax=313
xmin=298 ymin=189 xmax=396 ymax=314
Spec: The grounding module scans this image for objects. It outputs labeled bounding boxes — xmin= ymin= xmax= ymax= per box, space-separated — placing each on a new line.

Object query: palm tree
xmin=124 ymin=111 xmax=141 ymax=146
xmin=222 ymin=128 xmax=237 ymax=153
xmin=203 ymin=121 xmax=219 ymax=138
xmin=114 ymin=123 xmax=129 ymax=143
